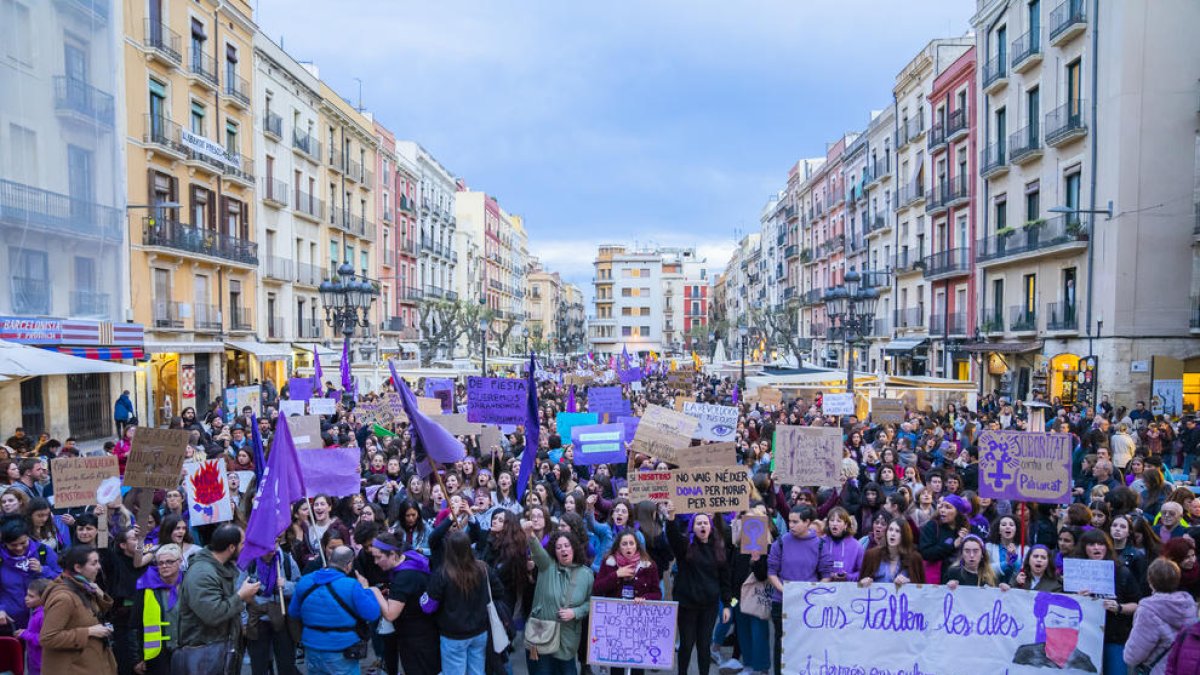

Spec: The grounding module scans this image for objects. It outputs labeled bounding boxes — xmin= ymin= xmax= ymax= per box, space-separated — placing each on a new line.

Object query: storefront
xmin=224 ymin=340 xmax=294 ymax=391
xmin=881 ymin=338 xmax=928 ymax=376
xmin=144 ymin=341 xmax=223 ymax=425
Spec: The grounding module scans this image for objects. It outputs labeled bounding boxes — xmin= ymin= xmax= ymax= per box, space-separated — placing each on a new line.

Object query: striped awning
xmin=46 ymin=346 xmax=144 ymax=361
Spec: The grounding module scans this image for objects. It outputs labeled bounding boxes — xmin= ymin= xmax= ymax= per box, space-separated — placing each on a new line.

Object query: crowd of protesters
xmin=0 ymin=364 xmax=1198 ymax=675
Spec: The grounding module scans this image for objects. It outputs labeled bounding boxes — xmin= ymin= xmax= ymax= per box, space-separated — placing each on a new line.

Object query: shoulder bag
xmin=524 ymin=565 xmax=579 ymax=657
xmin=481 ymin=563 xmax=511 ymax=653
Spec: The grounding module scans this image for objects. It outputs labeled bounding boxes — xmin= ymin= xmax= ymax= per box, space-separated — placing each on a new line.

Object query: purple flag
xmin=390 ymin=360 xmax=465 ymax=465
xmin=517 ymin=352 xmax=539 ymax=500
xmin=340 ymin=337 xmax=352 ymax=396
xmin=314 ymin=348 xmax=324 ymax=391
xmin=239 ymin=415 xmax=306 ymax=568
xmin=249 ymin=414 xmax=266 ymax=486
xmin=567 ymin=385 xmax=576 ymax=413
xmin=732 ymin=384 xmax=740 ymax=404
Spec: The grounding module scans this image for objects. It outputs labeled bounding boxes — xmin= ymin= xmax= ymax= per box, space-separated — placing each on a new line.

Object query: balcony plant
xmin=1065 ymin=219 xmax=1085 ymax=237
xmin=1022 ymin=218 xmax=1046 ymax=229
xmin=995 ymin=226 xmax=1016 ymax=237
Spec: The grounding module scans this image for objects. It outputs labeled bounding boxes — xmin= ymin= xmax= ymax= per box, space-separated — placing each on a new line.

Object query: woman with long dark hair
xmin=524 ymin=528 xmax=594 ymax=675
xmin=479 ymin=510 xmax=532 ymax=623
xmin=391 ymin=499 xmax=431 ymax=555
xmin=665 ymin=506 xmax=730 ymax=675
xmin=859 ymin=517 xmax=924 ymax=585
xmin=421 ymin=530 xmax=505 ymax=675
xmin=918 ymin=495 xmax=970 ymax=584
xmin=1074 ymin=529 xmax=1142 ymax=675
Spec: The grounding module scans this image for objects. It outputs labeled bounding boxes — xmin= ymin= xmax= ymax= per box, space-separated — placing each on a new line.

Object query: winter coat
xmin=0 ymin=540 xmax=60 ymax=628
xmin=593 ymin=555 xmax=661 ymax=600
xmin=289 ymin=568 xmax=381 ymax=652
xmin=528 ymin=535 xmax=594 ymax=661
xmin=176 ymin=548 xmax=243 ymax=648
xmin=767 ymin=531 xmax=833 ymax=603
xmin=114 ymin=394 xmax=135 ymax=422
xmin=667 ymin=519 xmax=733 ymax=608
xmin=1124 ymin=591 xmax=1199 ymax=675
xmin=40 ymin=575 xmax=117 ymax=675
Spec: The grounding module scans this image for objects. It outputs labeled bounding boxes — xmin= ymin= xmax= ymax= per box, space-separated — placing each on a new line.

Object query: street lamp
xmin=520 ymin=326 xmax=530 ymax=356
xmin=319 ymin=262 xmax=378 ymax=400
xmin=738 ymin=324 xmax=748 ymax=389
xmin=478 ymin=314 xmax=491 ymax=376
xmin=824 ymin=269 xmax=878 ymax=395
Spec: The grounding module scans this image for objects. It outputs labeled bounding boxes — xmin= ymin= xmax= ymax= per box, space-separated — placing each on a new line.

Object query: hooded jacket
xmin=176 ymin=548 xmax=243 ymax=648
xmin=40 ymin=574 xmax=117 ymax=675
xmin=1124 ymin=591 xmax=1198 ymax=675
xmin=0 ymin=539 xmax=59 ymax=628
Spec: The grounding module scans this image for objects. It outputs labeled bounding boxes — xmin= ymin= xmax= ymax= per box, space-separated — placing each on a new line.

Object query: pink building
xmin=373 ymin=121 xmax=419 ymax=359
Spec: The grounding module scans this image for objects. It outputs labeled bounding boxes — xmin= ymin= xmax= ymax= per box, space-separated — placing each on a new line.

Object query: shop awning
xmin=882 ymin=337 xmax=928 ymax=354
xmin=292 ymin=343 xmax=339 ymax=358
xmin=47 ymin=346 xmax=144 ymax=361
xmin=399 ymin=342 xmax=419 ymax=352
xmin=957 ymin=340 xmax=1044 ymax=354
xmin=144 ymin=341 xmax=225 ymax=354
xmin=0 ymin=340 xmax=137 ymax=377
xmin=225 ymin=340 xmax=293 ymax=361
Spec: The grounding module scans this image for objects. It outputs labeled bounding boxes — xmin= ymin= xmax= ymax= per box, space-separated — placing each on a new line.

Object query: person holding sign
xmin=820 ymin=507 xmax=863 ymax=582
xmin=524 ymin=527 xmax=594 ymax=675
xmin=592 ymin=531 xmax=662 ymax=675
xmin=665 ymin=505 xmax=731 ymax=675
xmin=1073 ymin=529 xmax=1142 ymax=675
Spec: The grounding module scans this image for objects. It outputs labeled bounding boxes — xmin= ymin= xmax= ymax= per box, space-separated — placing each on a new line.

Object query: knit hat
xmin=943 ymin=494 xmax=971 ymax=516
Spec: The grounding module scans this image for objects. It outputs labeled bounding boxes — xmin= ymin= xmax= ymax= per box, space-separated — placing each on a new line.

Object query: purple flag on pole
xmin=567 ymin=385 xmax=576 ymax=413
xmin=249 ymin=414 xmax=266 ymax=486
xmin=340 ymin=337 xmax=352 ymax=395
xmin=517 ymin=351 xmax=539 ymax=500
xmin=238 ymin=415 xmax=307 ymax=568
xmin=390 ymin=360 xmax=465 ymax=465
xmin=732 ymin=384 xmax=739 ymax=404
xmin=314 ymin=348 xmax=324 ymax=388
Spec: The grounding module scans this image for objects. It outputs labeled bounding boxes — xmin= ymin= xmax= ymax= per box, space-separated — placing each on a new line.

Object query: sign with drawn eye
xmin=682 ymin=402 xmax=739 ymax=442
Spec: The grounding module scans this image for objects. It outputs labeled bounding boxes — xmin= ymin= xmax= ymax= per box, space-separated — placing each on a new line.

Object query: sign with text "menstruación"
xmin=570 ymin=423 xmax=627 ymax=465
xmin=466 ymin=377 xmax=529 ymax=425
xmin=782 ymin=583 xmax=1105 ymax=675
xmin=978 ymin=430 xmax=1073 ymax=504
xmin=586 ymin=598 xmax=678 ymax=670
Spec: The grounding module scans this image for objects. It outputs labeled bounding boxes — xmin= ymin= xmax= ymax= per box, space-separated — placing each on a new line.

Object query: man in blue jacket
xmin=290 ymin=545 xmax=381 ymax=675
xmin=114 ymin=389 xmax=135 ymax=435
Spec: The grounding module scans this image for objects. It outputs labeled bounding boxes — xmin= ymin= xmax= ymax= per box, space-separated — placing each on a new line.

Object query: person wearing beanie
xmin=918 ymin=496 xmax=970 ymax=584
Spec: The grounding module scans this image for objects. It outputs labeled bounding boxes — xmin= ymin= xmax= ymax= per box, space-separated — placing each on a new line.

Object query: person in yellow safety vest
xmin=132 ymin=544 xmax=184 ymax=675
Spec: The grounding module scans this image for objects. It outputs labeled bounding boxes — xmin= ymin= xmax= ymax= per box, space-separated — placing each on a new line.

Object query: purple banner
xmin=617 ymin=415 xmax=640 ymax=444
xmin=287 ymin=377 xmax=315 ymax=403
xmin=978 ymin=430 xmax=1073 ymax=504
xmin=588 ymin=386 xmax=624 ymax=415
xmin=571 ymin=423 xmax=627 ymax=465
xmin=299 ymin=447 xmax=362 ymax=498
xmin=466 ymin=377 xmax=529 ymax=425
xmin=618 ymin=368 xmax=644 ymax=384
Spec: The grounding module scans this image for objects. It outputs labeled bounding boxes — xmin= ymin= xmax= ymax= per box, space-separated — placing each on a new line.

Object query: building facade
xmin=590 ymin=246 xmax=706 ymax=358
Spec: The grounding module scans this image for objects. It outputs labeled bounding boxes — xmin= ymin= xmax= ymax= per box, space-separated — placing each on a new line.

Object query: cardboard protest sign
xmin=466 ymin=377 xmax=529 ymax=425
xmin=479 ymin=425 xmax=503 ymax=454
xmin=587 ymin=386 xmax=625 ymax=416
xmin=758 ymin=387 xmax=784 ymax=406
xmin=287 ymin=415 xmax=324 ymax=449
xmin=740 ymin=514 xmax=772 ymax=555
xmin=307 ymin=397 xmax=336 ymax=415
xmin=556 ymin=412 xmax=600 ymax=446
xmin=416 ymin=396 xmax=443 ymax=416
xmin=628 ymin=470 xmax=674 ymax=504
xmin=185 ymin=459 xmax=233 ymax=524
xmin=682 ymin=402 xmax=739 ymax=441
xmin=431 ymin=414 xmax=483 ymax=437
xmin=629 ymin=405 xmax=698 ymax=464
xmin=570 ymin=423 xmax=627 ymax=465
xmin=384 ymin=392 xmax=408 ymax=423
xmin=424 ymin=378 xmax=455 ymax=412
xmin=236 ymin=385 xmax=260 ymax=415
xmin=670 ymin=442 xmax=737 ymax=468
xmin=1062 ymin=558 xmax=1115 ymax=597
xmin=667 ymin=370 xmax=692 ymax=390
xmin=773 ymin=425 xmax=842 ymax=487
xmin=299 ymin=447 xmax=362 ymax=498
xmin=565 ymin=374 xmax=594 ymax=387
xmin=672 ymin=395 xmax=695 ymax=412
xmin=354 ymin=400 xmax=381 ymax=426
xmin=124 ymin=428 xmax=190 ymax=490
xmin=821 ymin=392 xmax=855 ymax=416
xmin=870 ymin=398 xmax=906 ymax=424
xmin=586 ymin=598 xmax=678 ymax=670
xmin=51 ymin=455 xmax=118 ymax=508
xmin=782 ymin=583 xmax=1104 ymax=675
xmin=279 ymin=400 xmax=307 ymax=417
xmin=670 ymin=465 xmax=751 ymax=514
xmin=977 ymin=430 xmax=1072 ymax=504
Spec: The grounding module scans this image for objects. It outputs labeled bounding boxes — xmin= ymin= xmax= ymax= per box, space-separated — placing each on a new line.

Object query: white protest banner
xmin=821 ymin=392 xmax=854 ymax=416
xmin=629 ymin=405 xmax=698 ymax=464
xmin=1062 ymin=558 xmax=1116 ymax=597
xmin=279 ymin=400 xmax=306 ymax=417
xmin=772 ymin=425 xmax=842 ymax=487
xmin=682 ymin=402 xmax=739 ymax=442
xmin=586 ymin=598 xmax=678 ymax=670
xmin=307 ymin=397 xmax=336 ymax=415
xmin=978 ymin=430 xmax=1073 ymax=504
xmin=783 ymin=582 xmax=1105 ymax=675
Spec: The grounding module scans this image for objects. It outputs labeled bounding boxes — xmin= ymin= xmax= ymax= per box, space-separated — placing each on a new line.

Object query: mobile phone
xmin=248 ymin=571 xmax=259 ymax=583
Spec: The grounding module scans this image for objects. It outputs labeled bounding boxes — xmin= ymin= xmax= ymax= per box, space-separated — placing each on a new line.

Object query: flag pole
xmin=276 ymin=554 xmax=287 ymax=616
xmin=306 ymin=497 xmax=327 ymax=568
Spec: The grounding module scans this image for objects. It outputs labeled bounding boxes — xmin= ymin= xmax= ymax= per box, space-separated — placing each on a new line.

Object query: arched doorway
xmin=1049 ymin=353 xmax=1081 ymax=405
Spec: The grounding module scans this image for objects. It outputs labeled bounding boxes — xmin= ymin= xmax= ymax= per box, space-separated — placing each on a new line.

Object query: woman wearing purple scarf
xmin=240 ymin=546 xmax=302 ymax=675
xmin=131 ymin=543 xmax=183 ymax=675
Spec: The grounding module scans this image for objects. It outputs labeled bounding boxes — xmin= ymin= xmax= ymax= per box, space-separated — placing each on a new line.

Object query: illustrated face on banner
xmin=1030 ymin=593 xmax=1084 ymax=669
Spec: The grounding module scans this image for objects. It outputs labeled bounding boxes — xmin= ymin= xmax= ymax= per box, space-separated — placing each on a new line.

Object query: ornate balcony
xmin=1049 ymin=0 xmax=1087 ymax=46
xmin=262 ymin=178 xmax=288 ymax=208
xmin=188 ymin=48 xmax=218 ymax=89
xmin=1045 ymin=100 xmax=1087 ymax=147
xmin=142 ymin=217 xmax=258 ymax=266
xmin=70 ymin=289 xmax=110 ymax=318
xmin=223 ymin=72 xmax=250 ymax=109
xmin=922 ymin=247 xmax=971 ymax=280
xmin=1010 ymin=305 xmax=1038 ymax=333
xmin=0 ymin=179 xmax=123 ymax=241
xmin=976 ymin=215 xmax=1088 ymax=265
xmin=1009 ymin=124 xmax=1043 ymax=165
xmin=142 ymin=19 xmax=182 ymax=66
xmin=263 ymin=111 xmax=283 ymax=140
xmin=982 ymin=53 xmax=1008 ymax=94
xmin=1045 ymin=301 xmax=1078 ymax=332
xmin=1011 ymin=28 xmax=1042 ymax=73
xmin=981 ymin=142 xmax=1008 ymax=179
xmin=945 ymin=108 xmax=969 ymax=141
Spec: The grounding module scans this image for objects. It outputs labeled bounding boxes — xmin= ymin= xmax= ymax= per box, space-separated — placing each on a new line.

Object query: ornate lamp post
xmin=738 ymin=323 xmax=748 ymax=389
xmin=823 ymin=270 xmax=879 ymax=394
xmin=318 ymin=262 xmax=378 ymax=397
xmin=478 ymin=314 xmax=491 ymax=376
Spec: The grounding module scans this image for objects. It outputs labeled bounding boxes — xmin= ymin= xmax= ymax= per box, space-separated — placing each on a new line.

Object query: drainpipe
xmin=1085 ymin=0 xmax=1100 ymax=359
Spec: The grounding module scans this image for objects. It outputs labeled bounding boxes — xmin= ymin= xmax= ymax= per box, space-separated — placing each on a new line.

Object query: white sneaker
xmin=719 ymin=657 xmax=744 ymax=671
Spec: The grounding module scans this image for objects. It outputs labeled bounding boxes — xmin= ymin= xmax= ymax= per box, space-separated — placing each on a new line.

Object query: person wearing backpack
xmin=766 ymin=505 xmax=833 ymax=675
xmin=289 ymin=545 xmax=381 ymax=675
xmin=1125 ymin=559 xmax=1197 ymax=675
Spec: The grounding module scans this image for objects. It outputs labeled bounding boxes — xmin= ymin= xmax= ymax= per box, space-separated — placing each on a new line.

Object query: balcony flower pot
xmin=1066 ymin=220 xmax=1085 ymax=237
xmin=1022 ymin=218 xmax=1046 ymax=229
xmin=995 ymin=226 xmax=1016 ymax=237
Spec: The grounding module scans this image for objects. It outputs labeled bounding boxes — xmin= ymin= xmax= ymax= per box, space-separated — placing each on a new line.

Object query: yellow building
xmin=124 ymin=0 xmax=261 ymax=423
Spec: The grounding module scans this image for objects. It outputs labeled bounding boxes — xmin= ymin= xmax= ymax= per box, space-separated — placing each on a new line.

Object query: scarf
xmin=613 ymin=551 xmax=641 ymax=569
xmin=136 ymin=562 xmax=182 ymax=609
xmin=255 ymin=553 xmax=281 ymax=596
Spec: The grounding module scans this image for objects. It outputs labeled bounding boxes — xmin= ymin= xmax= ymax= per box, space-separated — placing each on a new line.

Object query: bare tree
xmin=750 ymin=304 xmax=809 ymax=366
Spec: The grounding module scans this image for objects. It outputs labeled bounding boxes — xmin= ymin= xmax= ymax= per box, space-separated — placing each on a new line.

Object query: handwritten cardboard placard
xmin=758 ymin=387 xmax=784 ymax=407
xmin=781 ymin=583 xmax=1104 ymax=675
xmin=670 ymin=465 xmax=751 ymax=514
xmin=308 ymin=397 xmax=336 ymax=415
xmin=587 ymin=597 xmax=678 ymax=670
xmin=384 ymin=392 xmax=408 ymax=423
xmin=629 ymin=405 xmax=698 ymax=464
xmin=431 ymin=413 xmax=484 ymax=437
xmin=821 ymin=392 xmax=855 ymax=416
xmin=870 ymin=397 xmax=906 ymax=424
xmin=1062 ymin=558 xmax=1115 ymax=597
xmin=673 ymin=395 xmax=695 ymax=412
xmin=466 ymin=377 xmax=529 ymax=425
xmin=667 ymin=370 xmax=692 ymax=390
xmin=565 ymin=374 xmax=594 ymax=387
xmin=416 ymin=396 xmax=444 ymax=416
xmin=570 ymin=423 xmax=627 ymax=465
xmin=628 ymin=470 xmax=674 ymax=504
xmin=671 ymin=442 xmax=737 ymax=469
xmin=354 ymin=400 xmax=381 ymax=426
xmin=124 ymin=428 xmax=190 ymax=490
xmin=977 ymin=430 xmax=1073 ymax=504
xmin=288 ymin=415 xmax=324 ymax=450
xmin=773 ymin=425 xmax=842 ymax=487
xmin=740 ymin=514 xmax=772 ymax=555
xmin=480 ymin=425 xmax=503 ymax=454
xmin=51 ymin=455 xmax=119 ymax=508
xmin=682 ymin=402 xmax=739 ymax=441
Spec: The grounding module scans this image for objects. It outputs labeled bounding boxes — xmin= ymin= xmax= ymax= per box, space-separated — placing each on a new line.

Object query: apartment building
xmin=396 ymin=141 xmax=458 ymax=310
xmin=127 ymin=0 xmax=260 ymax=423
xmin=722 ymin=234 xmax=760 ymax=335
xmin=889 ymin=38 xmax=973 ymax=377
xmin=969 ymin=0 xmax=1200 ymax=404
xmin=590 ymin=246 xmax=706 ymax=358
xmin=252 ymin=31 xmax=326 ymax=387
xmin=863 ymin=105 xmax=897 ymax=371
xmin=924 ymin=46 xmax=978 ymax=381
xmin=393 ymin=151 xmax=421 ymax=336
xmin=0 ymin=0 xmax=141 ymax=439
xmin=805 ymin=137 xmax=854 ymax=367
xmin=761 ymin=192 xmax=784 ymax=309
xmin=527 ymin=261 xmax=586 ymax=357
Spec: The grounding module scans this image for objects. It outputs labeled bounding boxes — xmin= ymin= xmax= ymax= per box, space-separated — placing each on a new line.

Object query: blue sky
xmin=257 ymin=0 xmax=974 ymax=299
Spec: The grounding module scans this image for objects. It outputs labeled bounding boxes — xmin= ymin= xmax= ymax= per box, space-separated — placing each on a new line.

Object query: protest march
xmin=0 ymin=350 xmax=1199 ymax=675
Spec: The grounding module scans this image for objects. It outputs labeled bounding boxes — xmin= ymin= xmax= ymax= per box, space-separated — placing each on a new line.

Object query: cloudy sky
xmin=257 ymin=0 xmax=974 ymax=300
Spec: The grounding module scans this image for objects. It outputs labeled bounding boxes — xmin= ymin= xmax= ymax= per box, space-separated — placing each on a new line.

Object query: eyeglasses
xmin=156 ymin=559 xmax=180 ymax=566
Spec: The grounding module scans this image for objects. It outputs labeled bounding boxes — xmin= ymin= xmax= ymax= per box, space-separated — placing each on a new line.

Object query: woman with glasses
xmin=132 ymin=544 xmax=184 ymax=675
